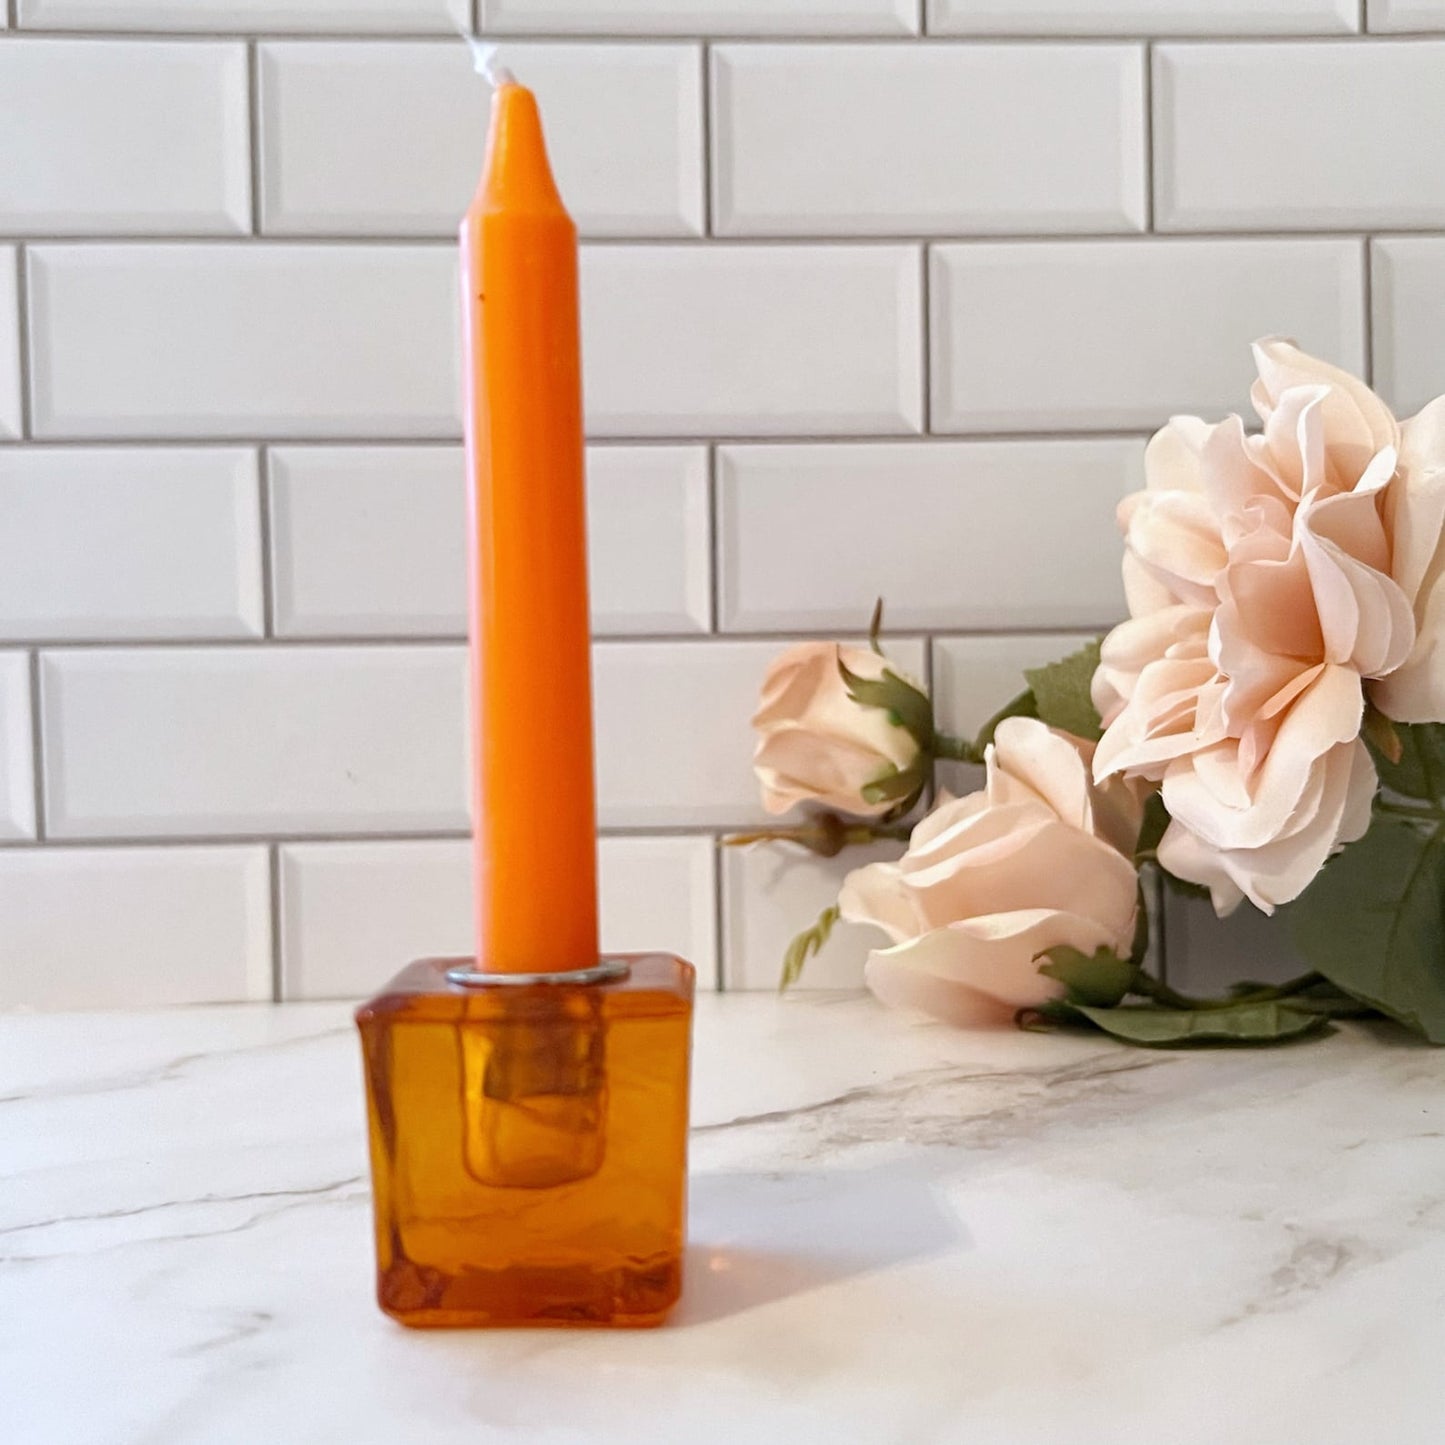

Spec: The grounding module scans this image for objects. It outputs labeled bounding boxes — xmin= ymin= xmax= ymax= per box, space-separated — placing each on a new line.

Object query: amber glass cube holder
xmin=356 ymin=954 xmax=695 ymax=1328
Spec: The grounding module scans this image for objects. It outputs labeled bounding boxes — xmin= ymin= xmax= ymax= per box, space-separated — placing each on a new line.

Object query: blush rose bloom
xmin=1093 ymin=339 xmax=1445 ymax=915
xmin=838 ymin=718 xmax=1142 ymax=1027
xmin=752 ymin=642 xmax=922 ymax=818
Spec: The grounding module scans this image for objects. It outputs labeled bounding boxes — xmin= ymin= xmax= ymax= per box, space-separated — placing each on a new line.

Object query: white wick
xmin=462 ymin=32 xmax=516 ymax=88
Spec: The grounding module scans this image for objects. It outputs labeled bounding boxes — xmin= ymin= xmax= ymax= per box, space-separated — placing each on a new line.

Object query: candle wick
xmin=460 ymin=31 xmax=516 ymax=89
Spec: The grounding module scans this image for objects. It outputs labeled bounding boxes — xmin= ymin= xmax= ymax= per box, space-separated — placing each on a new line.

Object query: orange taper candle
xmin=461 ymin=76 xmax=598 ymax=976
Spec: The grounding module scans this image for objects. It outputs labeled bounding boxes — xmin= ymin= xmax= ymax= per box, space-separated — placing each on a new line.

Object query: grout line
xmin=705 ymin=442 xmax=721 ymax=633
xmin=13 ymin=246 xmax=33 ymax=439
xmin=3 ymin=0 xmax=14 ymax=28
xmin=917 ymin=0 xmax=928 ymax=37
xmin=256 ymin=447 xmax=276 ymax=637
xmin=712 ymin=836 xmax=728 ymax=993
xmin=0 ymin=28 xmax=1417 ymax=44
xmin=11 ymin=229 xmax=1444 ymax=246
xmin=1142 ymin=42 xmax=1155 ymax=233
xmin=1152 ymin=866 xmax=1169 ymax=987
xmin=20 ymin=625 xmax=1105 ymax=651
xmin=0 ymin=824 xmax=780 ymax=850
xmin=246 ymin=41 xmax=263 ymax=237
xmin=700 ymin=42 xmax=714 ymax=238
xmin=268 ymin=843 xmax=284 ymax=1002
xmin=0 ymin=428 xmax=1157 ymax=449
xmin=27 ymin=650 xmax=45 ymax=841
xmin=919 ymin=245 xmax=932 ymax=434
xmin=1361 ymin=235 xmax=1375 ymax=388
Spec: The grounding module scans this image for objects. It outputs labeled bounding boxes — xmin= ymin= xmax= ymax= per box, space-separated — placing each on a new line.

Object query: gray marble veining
xmin=1 ymin=997 xmax=1442 ymax=1445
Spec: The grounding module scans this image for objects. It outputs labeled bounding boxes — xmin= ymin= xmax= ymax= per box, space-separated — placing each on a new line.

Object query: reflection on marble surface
xmin=1 ymin=995 xmax=1443 ymax=1444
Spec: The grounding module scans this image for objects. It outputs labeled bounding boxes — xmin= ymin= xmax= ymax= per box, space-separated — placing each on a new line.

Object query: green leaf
xmin=867 ymin=597 xmax=885 ymax=654
xmin=1037 ymin=945 xmax=1137 ymax=1008
xmin=859 ymin=762 xmax=927 ymax=809
xmin=1136 ymin=794 xmax=1170 ymax=860
xmin=1024 ymin=640 xmax=1104 ymax=742
xmin=1279 ymin=982 xmax=1381 ymax=1021
xmin=1290 ymin=813 xmax=1445 ymax=1043
xmin=779 ymin=904 xmax=840 ymax=993
xmin=971 ymin=687 xmax=1040 ymax=757
xmin=1069 ymin=999 xmax=1330 ymax=1048
xmin=837 ymin=653 xmax=934 ymax=752
xmin=1372 ymin=721 xmax=1445 ymax=803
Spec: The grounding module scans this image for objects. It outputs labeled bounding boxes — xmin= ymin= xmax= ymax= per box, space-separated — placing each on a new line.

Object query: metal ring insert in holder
xmin=445 ymin=959 xmax=631 ymax=989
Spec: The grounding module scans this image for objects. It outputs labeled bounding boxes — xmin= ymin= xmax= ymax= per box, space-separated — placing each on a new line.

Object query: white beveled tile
xmin=40 ymin=646 xmax=468 ymax=839
xmin=713 ymin=43 xmax=1144 ymax=236
xmin=931 ymin=633 xmax=1106 ymax=739
xmin=27 ymin=245 xmax=458 ymax=441
xmin=486 ymin=0 xmax=919 ymax=36
xmin=0 ymin=251 xmax=18 ymax=440
xmin=278 ymin=834 xmax=717 ymax=998
xmin=928 ymin=0 xmax=1358 ymax=33
xmin=279 ymin=839 xmax=472 ymax=999
xmin=269 ymin=444 xmax=709 ymax=637
xmin=0 ymin=39 xmax=249 ymax=236
xmin=0 ymin=652 xmax=35 ymax=841
xmin=594 ymin=638 xmax=926 ymax=828
xmin=718 ymin=440 xmax=1139 ymax=633
xmin=931 ymin=239 xmax=1364 ymax=432
xmin=929 ymin=633 xmax=1101 ymax=796
xmin=586 ymin=447 xmax=712 ymax=633
xmin=1163 ymin=893 xmax=1311 ymax=997
xmin=598 ymin=835 xmax=717 ymax=982
xmin=18 ymin=0 xmax=467 ymax=31
xmin=582 ymin=245 xmax=923 ymax=436
xmin=1371 ymin=238 xmax=1445 ymax=417
xmin=0 ymin=448 xmax=262 ymax=641
xmin=260 ymin=41 xmax=703 ymax=238
xmin=1156 ymin=42 xmax=1445 ymax=231
xmin=1370 ymin=0 xmax=1445 ymax=31
xmin=723 ymin=839 xmax=903 ymax=991
xmin=0 ymin=846 xmax=271 ymax=1009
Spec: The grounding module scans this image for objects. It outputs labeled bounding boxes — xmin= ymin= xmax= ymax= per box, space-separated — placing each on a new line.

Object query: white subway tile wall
xmin=268 ymin=444 xmax=710 ymax=637
xmin=0 ymin=39 xmax=251 ymax=236
xmin=1154 ymin=42 xmax=1445 ymax=231
xmin=279 ymin=834 xmax=717 ymax=999
xmin=717 ymin=440 xmax=1139 ymax=632
xmin=0 ymin=250 xmax=19 ymax=438
xmin=0 ymin=652 xmax=35 ymax=841
xmin=1370 ymin=1 xmax=1445 ymax=31
xmin=258 ymin=41 xmax=704 ymax=237
xmin=927 ymin=1 xmax=1359 ymax=35
xmin=712 ymin=43 xmax=1146 ymax=236
xmin=1370 ymin=238 xmax=1445 ymax=415
xmin=1 ymin=3 xmax=1442 ymax=1008
xmin=0 ymin=448 xmax=263 ymax=640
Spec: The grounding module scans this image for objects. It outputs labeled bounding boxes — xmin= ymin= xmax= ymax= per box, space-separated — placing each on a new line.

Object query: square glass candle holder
xmin=356 ymin=954 xmax=695 ymax=1328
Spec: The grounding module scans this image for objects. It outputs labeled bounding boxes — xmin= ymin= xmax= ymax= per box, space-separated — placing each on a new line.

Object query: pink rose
xmin=839 ymin=719 xmax=1141 ymax=1027
xmin=1094 ymin=339 xmax=1445 ymax=915
xmin=752 ymin=642 xmax=923 ymax=819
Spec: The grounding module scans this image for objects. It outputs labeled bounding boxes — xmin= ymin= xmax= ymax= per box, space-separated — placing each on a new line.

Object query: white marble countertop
xmin=2 ymin=994 xmax=1443 ymax=1445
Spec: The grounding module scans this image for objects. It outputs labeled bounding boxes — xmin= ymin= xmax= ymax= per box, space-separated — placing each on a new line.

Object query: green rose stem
xmin=724 ymin=812 xmax=913 ymax=858
xmin=1128 ymin=966 xmax=1325 ymax=1012
xmin=931 ymin=734 xmax=986 ymax=764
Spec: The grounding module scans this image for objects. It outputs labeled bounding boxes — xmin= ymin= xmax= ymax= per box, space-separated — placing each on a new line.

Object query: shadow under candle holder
xmin=676 ymin=1161 xmax=968 ymax=1327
